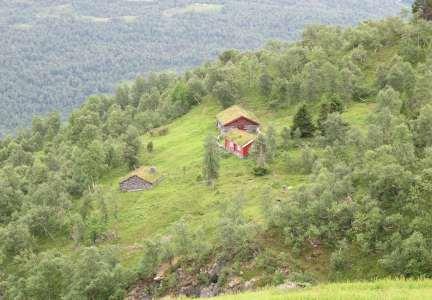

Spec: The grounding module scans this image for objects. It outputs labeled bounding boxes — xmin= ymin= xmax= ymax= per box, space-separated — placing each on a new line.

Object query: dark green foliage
xmin=213 ymin=81 xmax=237 ymax=108
xmin=217 ymin=195 xmax=259 ymax=260
xmin=259 ymin=73 xmax=273 ymax=96
xmin=219 ymin=50 xmax=240 ymax=65
xmin=413 ymin=0 xmax=432 ymax=20
xmin=2 ymin=251 xmax=71 ymax=300
xmin=147 ymin=141 xmax=154 ymax=153
xmin=317 ymin=98 xmax=344 ymax=134
xmin=139 ymin=240 xmax=163 ymax=278
xmin=321 ymin=113 xmax=350 ymax=146
xmin=202 ymin=135 xmax=220 ymax=186
xmin=381 ymin=232 xmax=432 ymax=277
xmin=253 ymin=166 xmax=270 ymax=176
xmin=123 ymin=126 xmax=141 ymax=170
xmin=65 ymin=248 xmax=133 ymax=300
xmin=0 ymin=222 xmax=34 ymax=261
xmin=291 ymin=105 xmax=316 ymax=138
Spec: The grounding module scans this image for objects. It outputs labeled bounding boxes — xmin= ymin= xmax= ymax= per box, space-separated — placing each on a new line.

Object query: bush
xmin=147 ymin=141 xmax=154 ymax=153
xmin=253 ymin=166 xmax=270 ymax=176
xmin=287 ymin=271 xmax=316 ymax=287
xmin=272 ymin=271 xmax=285 ymax=285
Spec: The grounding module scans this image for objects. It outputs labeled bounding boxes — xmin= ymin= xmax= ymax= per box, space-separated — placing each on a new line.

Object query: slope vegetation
xmin=2 ymin=16 xmax=432 ymax=299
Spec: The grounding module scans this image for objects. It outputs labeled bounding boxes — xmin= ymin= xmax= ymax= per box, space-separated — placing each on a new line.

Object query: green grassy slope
xmin=95 ymin=98 xmax=373 ymax=267
xmin=186 ymin=279 xmax=432 ymax=300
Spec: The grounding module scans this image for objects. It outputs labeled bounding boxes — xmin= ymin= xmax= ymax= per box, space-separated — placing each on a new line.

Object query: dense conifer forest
xmin=0 ymin=0 xmax=411 ymax=136
xmin=2 ymin=7 xmax=432 ymax=297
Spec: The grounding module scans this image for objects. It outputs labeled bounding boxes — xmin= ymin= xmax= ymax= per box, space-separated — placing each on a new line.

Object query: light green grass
xmin=191 ymin=279 xmax=432 ymax=300
xmin=95 ymin=99 xmax=373 ymax=267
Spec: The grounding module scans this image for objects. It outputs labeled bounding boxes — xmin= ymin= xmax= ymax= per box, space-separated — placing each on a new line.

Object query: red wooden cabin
xmin=224 ymin=129 xmax=256 ymax=158
xmin=216 ymin=105 xmax=260 ymax=158
xmin=216 ymin=105 xmax=260 ymax=134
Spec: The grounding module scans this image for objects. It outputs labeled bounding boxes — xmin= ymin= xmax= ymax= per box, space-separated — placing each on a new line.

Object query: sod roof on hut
xmin=216 ymin=105 xmax=259 ymax=125
xmin=226 ymin=128 xmax=257 ymax=146
xmin=121 ymin=166 xmax=162 ymax=184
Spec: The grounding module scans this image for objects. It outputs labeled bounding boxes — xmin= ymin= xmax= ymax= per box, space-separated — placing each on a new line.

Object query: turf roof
xmin=216 ymin=105 xmax=259 ymax=125
xmin=121 ymin=166 xmax=162 ymax=184
xmin=225 ymin=129 xmax=257 ymax=146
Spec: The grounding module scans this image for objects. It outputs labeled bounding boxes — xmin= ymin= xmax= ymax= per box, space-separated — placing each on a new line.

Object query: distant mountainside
xmin=0 ymin=0 xmax=411 ymax=136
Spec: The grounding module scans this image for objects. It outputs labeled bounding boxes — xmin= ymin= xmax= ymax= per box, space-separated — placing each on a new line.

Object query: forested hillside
xmin=2 ymin=11 xmax=432 ymax=298
xmin=0 ymin=0 xmax=411 ymax=136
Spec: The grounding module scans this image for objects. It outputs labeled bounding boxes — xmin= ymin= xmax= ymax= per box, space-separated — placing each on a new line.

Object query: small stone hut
xmin=119 ymin=166 xmax=163 ymax=192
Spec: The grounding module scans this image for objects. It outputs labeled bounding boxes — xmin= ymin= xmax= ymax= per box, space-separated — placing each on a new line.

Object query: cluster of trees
xmin=264 ymin=86 xmax=432 ymax=278
xmin=1 ymin=248 xmax=132 ymax=299
xmin=258 ymin=20 xmax=432 ymax=280
xmin=200 ymin=13 xmax=432 ymax=284
xmin=0 ymin=0 xmax=407 ymax=136
xmin=0 ymin=68 xmax=210 ymax=298
xmin=137 ymin=196 xmax=262 ymax=297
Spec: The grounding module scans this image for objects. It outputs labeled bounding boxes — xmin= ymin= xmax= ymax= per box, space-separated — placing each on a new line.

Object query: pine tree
xmin=291 ymin=104 xmax=316 ymax=138
xmin=202 ymin=135 xmax=220 ymax=186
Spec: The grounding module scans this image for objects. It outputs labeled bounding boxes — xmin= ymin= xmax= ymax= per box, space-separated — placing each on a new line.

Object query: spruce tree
xmin=291 ymin=104 xmax=316 ymax=138
xmin=202 ymin=135 xmax=220 ymax=186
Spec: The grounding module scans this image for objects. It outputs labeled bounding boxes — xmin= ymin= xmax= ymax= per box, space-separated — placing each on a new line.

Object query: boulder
xmin=244 ymin=278 xmax=258 ymax=290
xmin=179 ymin=285 xmax=200 ymax=297
xmin=228 ymin=276 xmax=243 ymax=291
xmin=277 ymin=281 xmax=298 ymax=290
xmin=199 ymin=283 xmax=219 ymax=298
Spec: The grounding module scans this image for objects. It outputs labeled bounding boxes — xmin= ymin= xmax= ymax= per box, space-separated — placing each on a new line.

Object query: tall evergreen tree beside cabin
xmin=291 ymin=105 xmax=316 ymax=138
xmin=203 ymin=135 xmax=220 ymax=186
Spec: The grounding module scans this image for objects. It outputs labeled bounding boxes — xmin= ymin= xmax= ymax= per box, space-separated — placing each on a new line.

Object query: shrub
xmin=253 ymin=166 xmax=270 ymax=176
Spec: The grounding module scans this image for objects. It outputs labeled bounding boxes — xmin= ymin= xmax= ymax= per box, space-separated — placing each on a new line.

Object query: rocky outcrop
xmin=126 ymin=259 xmax=269 ymax=299
xmin=199 ymin=283 xmax=219 ymax=298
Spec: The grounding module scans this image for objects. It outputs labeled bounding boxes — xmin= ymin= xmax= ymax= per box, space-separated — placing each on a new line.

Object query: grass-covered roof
xmin=217 ymin=105 xmax=259 ymax=125
xmin=226 ymin=129 xmax=256 ymax=146
xmin=121 ymin=166 xmax=162 ymax=184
